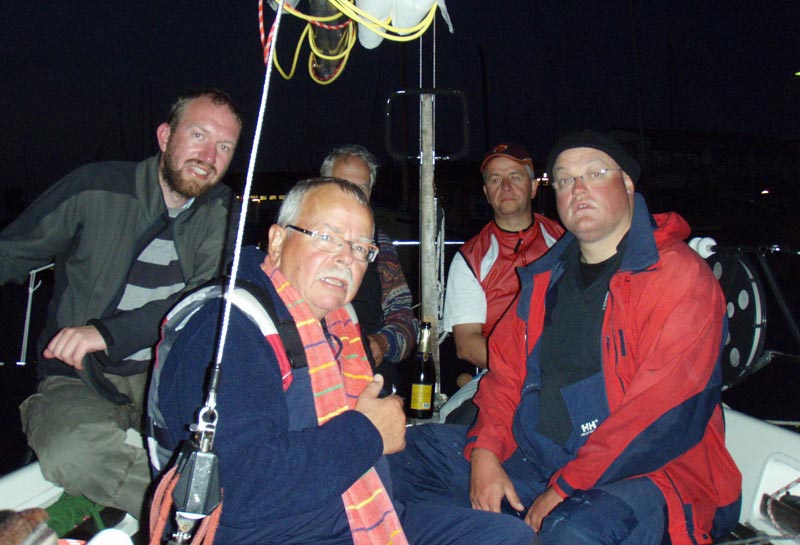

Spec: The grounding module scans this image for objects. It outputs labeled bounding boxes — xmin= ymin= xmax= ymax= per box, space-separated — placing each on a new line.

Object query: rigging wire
xmin=417 ymin=15 xmax=448 ymax=329
xmin=201 ymin=0 xmax=286 ymax=433
xmin=431 ymin=18 xmax=448 ymax=327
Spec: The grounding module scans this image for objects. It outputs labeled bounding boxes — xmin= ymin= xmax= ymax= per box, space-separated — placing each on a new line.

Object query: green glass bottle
xmin=408 ymin=321 xmax=435 ymax=419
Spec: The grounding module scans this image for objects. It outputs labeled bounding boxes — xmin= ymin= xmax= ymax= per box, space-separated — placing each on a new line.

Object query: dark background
xmin=1 ymin=2 xmax=799 ymax=475
xmin=2 ymin=1 xmax=798 ymax=196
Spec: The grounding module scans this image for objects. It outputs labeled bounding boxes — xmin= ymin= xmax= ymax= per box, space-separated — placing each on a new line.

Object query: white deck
xmin=724 ymin=408 xmax=800 ymax=542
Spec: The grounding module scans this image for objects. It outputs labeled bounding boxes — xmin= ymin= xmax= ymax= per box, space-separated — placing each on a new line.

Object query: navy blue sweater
xmin=156 ymin=247 xmax=386 ymax=544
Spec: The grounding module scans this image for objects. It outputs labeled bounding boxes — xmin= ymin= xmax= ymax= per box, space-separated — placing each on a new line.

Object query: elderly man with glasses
xmin=151 ymin=178 xmax=535 ymax=545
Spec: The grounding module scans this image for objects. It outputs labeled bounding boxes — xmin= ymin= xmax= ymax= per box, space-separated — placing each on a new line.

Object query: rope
xmin=149 ymin=465 xmax=224 ymax=545
xmin=329 ymin=0 xmax=437 ymax=41
xmin=146 ymin=4 xmax=287 ymax=543
xmin=765 ymin=475 xmax=800 ymax=539
xmin=265 ymin=0 xmax=440 ymax=83
xmin=308 ymin=22 xmax=356 ymax=85
xmin=149 ymin=466 xmax=178 ymax=544
xmin=193 ymin=505 xmax=223 ymax=545
xmin=212 ymin=0 xmax=285 ymax=414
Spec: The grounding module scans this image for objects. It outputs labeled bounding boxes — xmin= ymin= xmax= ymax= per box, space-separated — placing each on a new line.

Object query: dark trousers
xmin=242 ymin=498 xmax=536 ymax=545
xmin=389 ymin=424 xmax=668 ymax=545
xmin=400 ymin=502 xmax=535 ymax=545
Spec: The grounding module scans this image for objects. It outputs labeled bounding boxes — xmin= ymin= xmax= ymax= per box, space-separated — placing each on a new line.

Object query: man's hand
xmin=524 ymin=487 xmax=564 ymax=532
xmin=367 ymin=333 xmax=389 ymax=366
xmin=43 ymin=325 xmax=107 ymax=370
xmin=469 ymin=447 xmax=524 ymax=513
xmin=355 ymin=374 xmax=406 ymax=455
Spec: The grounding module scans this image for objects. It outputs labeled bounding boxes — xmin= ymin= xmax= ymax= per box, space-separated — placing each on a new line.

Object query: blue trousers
xmin=214 ymin=497 xmax=534 ymax=545
xmin=400 ymin=502 xmax=535 ymax=545
xmin=389 ymin=424 xmax=668 ymax=545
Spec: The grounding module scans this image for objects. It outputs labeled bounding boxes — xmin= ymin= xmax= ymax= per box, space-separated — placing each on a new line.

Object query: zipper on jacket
xmin=605 ymin=290 xmax=628 ymax=394
xmin=664 ymin=469 xmax=701 ymax=545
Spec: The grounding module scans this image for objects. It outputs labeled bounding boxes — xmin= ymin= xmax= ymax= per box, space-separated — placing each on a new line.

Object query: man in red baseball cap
xmin=439 ymin=143 xmax=564 ymax=423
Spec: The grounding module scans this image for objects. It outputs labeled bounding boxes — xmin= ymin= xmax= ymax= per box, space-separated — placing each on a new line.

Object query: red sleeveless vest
xmin=459 ymin=215 xmax=563 ymax=336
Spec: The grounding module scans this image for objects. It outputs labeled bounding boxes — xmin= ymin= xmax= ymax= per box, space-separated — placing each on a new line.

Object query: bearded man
xmin=0 ymin=88 xmax=242 ymax=521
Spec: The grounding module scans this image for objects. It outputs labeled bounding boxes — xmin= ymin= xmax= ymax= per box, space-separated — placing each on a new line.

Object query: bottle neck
xmin=418 ymin=325 xmax=431 ymax=355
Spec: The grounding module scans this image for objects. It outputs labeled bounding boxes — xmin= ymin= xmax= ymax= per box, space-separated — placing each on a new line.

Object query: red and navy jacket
xmin=466 ymin=194 xmax=741 ymax=545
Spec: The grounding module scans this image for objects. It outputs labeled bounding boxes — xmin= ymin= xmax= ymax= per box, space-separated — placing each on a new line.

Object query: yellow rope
xmin=284 ymin=3 xmax=342 ymax=23
xmin=271 ymin=0 xmax=439 ymax=83
xmin=272 ymin=23 xmax=310 ymax=80
xmin=307 ymin=14 xmax=356 ymax=84
xmin=308 ymin=22 xmax=354 ymax=60
xmin=329 ymin=0 xmax=437 ymax=40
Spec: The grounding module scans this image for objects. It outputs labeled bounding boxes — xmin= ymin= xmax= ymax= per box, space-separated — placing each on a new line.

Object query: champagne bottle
xmin=408 ymin=321 xmax=435 ymax=419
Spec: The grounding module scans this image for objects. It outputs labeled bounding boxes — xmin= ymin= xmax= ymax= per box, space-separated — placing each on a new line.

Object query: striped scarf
xmin=262 ymin=261 xmax=408 ymax=545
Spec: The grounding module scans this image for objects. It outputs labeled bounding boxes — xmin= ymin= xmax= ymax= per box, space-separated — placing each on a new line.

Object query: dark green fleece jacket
xmin=0 ymin=154 xmax=237 ymax=378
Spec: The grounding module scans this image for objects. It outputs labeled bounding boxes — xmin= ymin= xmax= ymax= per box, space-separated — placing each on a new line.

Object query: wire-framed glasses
xmin=285 ymin=225 xmax=379 ymax=263
xmin=552 ymin=168 xmax=623 ymax=192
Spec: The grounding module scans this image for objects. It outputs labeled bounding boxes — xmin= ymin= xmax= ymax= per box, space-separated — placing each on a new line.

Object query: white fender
xmin=688 ymin=236 xmax=717 ymax=259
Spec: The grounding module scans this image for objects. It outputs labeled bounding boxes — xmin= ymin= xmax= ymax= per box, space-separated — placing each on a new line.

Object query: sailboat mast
xmin=418 ymin=94 xmax=441 ymax=397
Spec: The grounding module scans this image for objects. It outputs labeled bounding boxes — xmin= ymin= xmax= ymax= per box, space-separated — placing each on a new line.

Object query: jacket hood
xmin=650 ymin=210 xmax=690 ymax=245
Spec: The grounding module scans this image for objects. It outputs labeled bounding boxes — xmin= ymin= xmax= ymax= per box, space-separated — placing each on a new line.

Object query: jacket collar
xmin=618 ymin=193 xmax=659 ymax=273
xmin=516 ymin=193 xmax=659 ymax=319
xmin=136 ymin=155 xmax=168 ymax=219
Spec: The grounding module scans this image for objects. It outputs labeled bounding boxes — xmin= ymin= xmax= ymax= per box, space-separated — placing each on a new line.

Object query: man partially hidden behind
xmin=320 ymin=145 xmax=418 ymax=389
xmin=151 ymin=178 xmax=534 ymax=545
xmin=440 ymin=143 xmax=563 ymax=423
xmin=0 ymin=88 xmax=242 ymax=519
xmin=389 ymin=131 xmax=741 ymax=544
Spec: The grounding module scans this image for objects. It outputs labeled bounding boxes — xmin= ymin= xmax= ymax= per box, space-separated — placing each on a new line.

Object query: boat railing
xmin=17 ymin=263 xmax=54 ymax=367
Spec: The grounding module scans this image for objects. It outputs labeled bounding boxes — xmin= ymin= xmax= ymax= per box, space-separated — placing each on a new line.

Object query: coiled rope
xmin=260 ymin=0 xmax=440 ymax=84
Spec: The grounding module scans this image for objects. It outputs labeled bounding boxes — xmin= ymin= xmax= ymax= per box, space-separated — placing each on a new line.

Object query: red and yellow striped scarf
xmin=262 ymin=261 xmax=408 ymax=545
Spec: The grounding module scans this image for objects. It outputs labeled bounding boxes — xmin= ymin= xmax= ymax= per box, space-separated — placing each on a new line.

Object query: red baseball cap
xmin=480 ymin=143 xmax=534 ymax=173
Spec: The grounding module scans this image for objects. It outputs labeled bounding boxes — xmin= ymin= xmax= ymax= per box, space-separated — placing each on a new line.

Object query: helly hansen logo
xmin=580 ymin=419 xmax=599 ymax=437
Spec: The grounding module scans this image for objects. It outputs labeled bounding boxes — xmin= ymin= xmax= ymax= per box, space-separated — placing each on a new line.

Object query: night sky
xmin=1 ymin=2 xmax=799 ymax=474
xmin=3 ymin=1 xmax=798 ymax=197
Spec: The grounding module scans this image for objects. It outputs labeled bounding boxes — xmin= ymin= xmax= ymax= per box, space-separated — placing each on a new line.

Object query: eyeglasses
xmin=285 ymin=225 xmax=379 ymax=263
xmin=551 ymin=168 xmax=623 ymax=192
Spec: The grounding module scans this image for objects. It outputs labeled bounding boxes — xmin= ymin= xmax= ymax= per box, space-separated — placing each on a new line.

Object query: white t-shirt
xmin=441 ymin=234 xmax=501 ymax=332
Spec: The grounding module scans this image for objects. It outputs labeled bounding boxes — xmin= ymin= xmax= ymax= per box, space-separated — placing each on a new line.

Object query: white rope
xmin=208 ymin=1 xmax=286 ymax=414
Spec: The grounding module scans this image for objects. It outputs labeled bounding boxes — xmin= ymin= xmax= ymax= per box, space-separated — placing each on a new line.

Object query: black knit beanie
xmin=546 ymin=130 xmax=641 ymax=183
